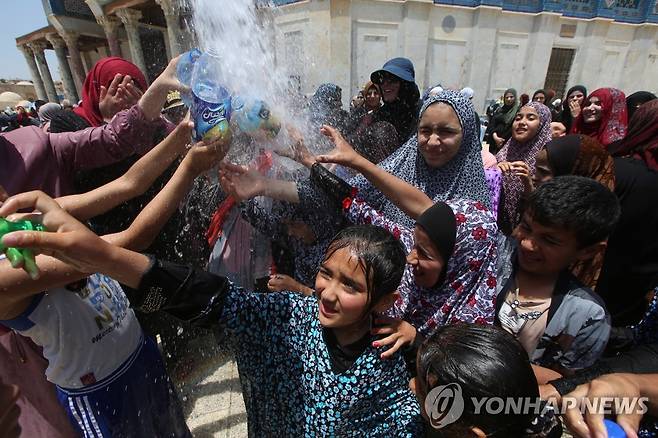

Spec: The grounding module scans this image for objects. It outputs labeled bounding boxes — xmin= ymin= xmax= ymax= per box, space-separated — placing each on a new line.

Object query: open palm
xmin=316 ymin=125 xmax=361 ymax=168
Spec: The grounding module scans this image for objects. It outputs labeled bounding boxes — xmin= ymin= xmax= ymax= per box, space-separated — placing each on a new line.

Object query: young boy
xmin=496 ymin=176 xmax=620 ymax=376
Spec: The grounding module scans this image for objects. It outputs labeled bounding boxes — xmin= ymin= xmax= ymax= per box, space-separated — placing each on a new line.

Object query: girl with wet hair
xmin=0 ymin=192 xmax=425 ymax=435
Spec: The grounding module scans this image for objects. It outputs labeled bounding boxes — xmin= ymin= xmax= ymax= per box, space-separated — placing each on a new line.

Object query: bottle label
xmin=192 ymin=90 xmax=233 ymax=143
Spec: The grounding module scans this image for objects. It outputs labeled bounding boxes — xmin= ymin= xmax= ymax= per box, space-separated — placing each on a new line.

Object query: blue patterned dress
xmin=218 ymin=286 xmax=423 ymax=436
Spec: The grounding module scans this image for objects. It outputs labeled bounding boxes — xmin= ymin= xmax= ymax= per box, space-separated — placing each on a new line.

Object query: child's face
xmin=408 ymin=226 xmax=445 ymax=288
xmin=512 ymin=212 xmax=585 ymax=276
xmin=314 ymin=247 xmax=371 ymax=329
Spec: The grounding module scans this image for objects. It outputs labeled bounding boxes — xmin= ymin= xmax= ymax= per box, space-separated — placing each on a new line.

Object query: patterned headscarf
xmin=545 ymin=135 xmax=616 ymax=288
xmin=496 ymin=102 xmax=552 ymax=229
xmin=571 ymin=88 xmax=627 ymax=147
xmin=351 ymin=90 xmax=490 ymax=228
xmin=392 ymin=198 xmax=499 ymax=335
xmin=609 ymin=99 xmax=658 ymax=171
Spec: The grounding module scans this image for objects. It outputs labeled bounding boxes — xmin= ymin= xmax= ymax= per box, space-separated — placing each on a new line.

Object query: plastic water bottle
xmin=176 ymin=48 xmax=201 ymax=106
xmin=231 ymin=95 xmax=281 ymax=140
xmin=189 ymin=49 xmax=233 ymax=145
xmin=604 ymin=419 xmax=627 ymax=438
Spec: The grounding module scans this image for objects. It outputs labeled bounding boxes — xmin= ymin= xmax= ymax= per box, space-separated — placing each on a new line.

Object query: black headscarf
xmin=626 ymin=91 xmax=657 ymax=120
xmin=371 ymin=80 xmax=420 ymax=145
xmin=560 ymin=85 xmax=587 ymax=132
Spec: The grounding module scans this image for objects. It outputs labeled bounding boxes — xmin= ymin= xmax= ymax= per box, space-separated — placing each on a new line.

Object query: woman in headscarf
xmin=532 ymin=89 xmax=547 ymax=104
xmin=369 ymin=57 xmax=421 ymax=144
xmin=37 ymin=102 xmax=62 ymax=133
xmin=533 ymin=135 xmax=615 ymax=288
xmin=626 ymin=91 xmax=657 ymax=120
xmin=571 ymin=88 xmax=628 ymax=147
xmin=74 ymin=57 xmax=148 ymax=127
xmin=307 ymin=83 xmax=349 ymax=133
xmin=484 ymin=88 xmax=519 ymax=154
xmin=345 ymin=81 xmax=384 ymax=140
xmin=560 ymin=85 xmax=587 ymax=133
xmin=496 ymin=102 xmax=552 ymax=232
xmin=345 ymin=90 xmax=490 ymax=226
xmin=609 ymin=99 xmax=658 ymax=171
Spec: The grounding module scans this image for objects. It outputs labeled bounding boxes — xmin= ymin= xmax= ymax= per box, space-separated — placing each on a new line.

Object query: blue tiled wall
xmin=434 ymin=0 xmax=658 ymax=23
xmin=267 ymin=0 xmax=656 ymax=23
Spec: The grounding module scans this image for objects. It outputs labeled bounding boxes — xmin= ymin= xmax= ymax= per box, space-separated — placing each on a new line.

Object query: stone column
xmin=116 ymin=8 xmax=148 ymax=75
xmin=60 ymin=31 xmax=87 ymax=93
xmin=97 ymin=15 xmax=123 ymax=57
xmin=18 ymin=45 xmax=47 ymax=100
xmin=46 ymin=34 xmax=79 ymax=102
xmin=28 ymin=41 xmax=58 ymax=102
xmin=466 ymin=7 xmax=500 ymax=113
xmin=156 ymin=0 xmax=182 ymax=57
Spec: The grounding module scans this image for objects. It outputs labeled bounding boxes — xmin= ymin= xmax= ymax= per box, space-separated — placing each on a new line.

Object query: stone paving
xmin=168 ymin=332 xmax=248 ymax=438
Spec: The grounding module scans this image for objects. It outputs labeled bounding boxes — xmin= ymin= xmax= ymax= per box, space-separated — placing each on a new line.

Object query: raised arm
xmin=48 ymin=56 xmax=184 ymax=172
xmin=316 ymin=126 xmax=432 ymax=220
xmin=57 ymin=119 xmax=193 ymax=221
xmin=219 ymin=162 xmax=300 ymax=203
xmin=0 ymin=139 xmax=226 ymax=318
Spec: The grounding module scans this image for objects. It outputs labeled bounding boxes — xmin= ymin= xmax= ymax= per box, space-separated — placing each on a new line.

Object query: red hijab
xmin=609 ymin=99 xmax=658 ymax=171
xmin=74 ymin=57 xmax=148 ymax=127
xmin=571 ymin=87 xmax=627 ymax=147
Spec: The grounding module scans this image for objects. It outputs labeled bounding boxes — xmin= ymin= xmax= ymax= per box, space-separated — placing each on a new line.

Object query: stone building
xmin=16 ymin=0 xmax=193 ymax=103
xmin=268 ymin=0 xmax=658 ymax=111
xmin=18 ymin=0 xmax=658 ymax=112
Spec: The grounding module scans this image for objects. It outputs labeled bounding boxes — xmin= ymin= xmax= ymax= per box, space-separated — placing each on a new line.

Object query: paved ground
xmin=167 ymin=332 xmax=248 ymax=438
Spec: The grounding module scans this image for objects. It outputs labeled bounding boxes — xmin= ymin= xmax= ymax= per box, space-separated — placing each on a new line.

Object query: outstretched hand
xmin=316 ymin=125 xmax=363 ymax=169
xmin=219 ymin=162 xmax=266 ymax=202
xmin=276 ymin=125 xmax=316 ymax=168
xmin=0 ymin=191 xmax=113 ymax=277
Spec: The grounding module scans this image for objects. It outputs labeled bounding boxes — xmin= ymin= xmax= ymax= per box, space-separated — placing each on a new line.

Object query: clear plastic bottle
xmin=189 ymin=49 xmax=233 ymax=144
xmin=176 ymin=48 xmax=202 ymax=106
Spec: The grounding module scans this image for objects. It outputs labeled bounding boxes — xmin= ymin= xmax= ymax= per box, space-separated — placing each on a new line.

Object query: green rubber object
xmin=0 ymin=218 xmax=45 ymax=278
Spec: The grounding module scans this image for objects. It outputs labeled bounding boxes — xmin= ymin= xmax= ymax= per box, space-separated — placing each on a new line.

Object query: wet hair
xmin=418 ymin=324 xmax=539 ymax=437
xmin=322 ymin=225 xmax=406 ymax=309
xmin=527 ymin=175 xmax=620 ymax=247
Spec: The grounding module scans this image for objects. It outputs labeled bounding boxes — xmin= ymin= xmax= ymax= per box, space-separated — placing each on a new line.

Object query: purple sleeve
xmin=47 ymin=105 xmax=160 ymax=172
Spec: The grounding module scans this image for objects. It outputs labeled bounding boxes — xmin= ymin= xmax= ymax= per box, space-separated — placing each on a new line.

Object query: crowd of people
xmin=1 ymin=51 xmax=658 ymax=438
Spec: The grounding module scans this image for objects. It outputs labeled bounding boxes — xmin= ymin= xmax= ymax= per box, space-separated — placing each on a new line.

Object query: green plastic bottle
xmin=0 ymin=217 xmax=45 ymax=278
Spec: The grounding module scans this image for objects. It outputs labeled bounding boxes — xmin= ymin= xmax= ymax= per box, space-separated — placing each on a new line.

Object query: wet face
xmin=512 ymin=106 xmax=541 ymax=144
xmin=365 ymin=86 xmax=381 ymax=110
xmin=512 ymin=212 xmax=584 ymax=276
xmin=418 ymin=103 xmax=463 ymax=168
xmin=407 ymin=226 xmax=445 ymax=289
xmin=533 ymin=93 xmax=546 ymax=104
xmin=569 ymin=90 xmax=585 ymax=107
xmin=504 ymin=92 xmax=516 ymax=107
xmin=550 ymin=122 xmax=566 ymax=139
xmin=532 ymin=149 xmax=554 ymax=187
xmin=380 ymin=73 xmax=401 ymax=103
xmin=314 ymin=247 xmax=371 ymax=329
xmin=583 ymin=97 xmax=603 ymax=123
